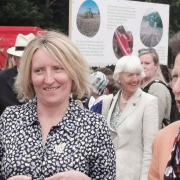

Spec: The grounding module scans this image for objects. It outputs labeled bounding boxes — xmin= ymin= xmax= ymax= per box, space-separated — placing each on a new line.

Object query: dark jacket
xmin=0 ymin=66 xmax=23 ymax=115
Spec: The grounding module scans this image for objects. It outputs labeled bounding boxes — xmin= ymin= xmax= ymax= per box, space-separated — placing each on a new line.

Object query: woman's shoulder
xmin=161 ymin=120 xmax=180 ymax=133
xmin=73 ymin=99 xmax=104 ymax=119
xmin=1 ymin=104 xmax=25 ymax=116
xmin=77 ymin=103 xmax=108 ymax=127
xmin=141 ymin=89 xmax=158 ymax=101
xmin=75 ymin=105 xmax=109 ymax=135
xmin=149 ymin=80 xmax=169 ymax=93
xmin=79 ymin=105 xmax=104 ymax=121
xmin=156 ymin=120 xmax=180 ymax=140
xmin=0 ymin=100 xmax=33 ymax=125
xmin=0 ymin=105 xmax=24 ymax=133
xmin=145 ymin=81 xmax=171 ymax=101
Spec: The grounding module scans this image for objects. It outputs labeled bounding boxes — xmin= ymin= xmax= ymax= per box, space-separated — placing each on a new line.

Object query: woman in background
xmin=148 ymin=32 xmax=180 ymax=180
xmin=106 ymin=55 xmax=159 ymax=180
xmin=138 ymin=48 xmax=171 ymax=128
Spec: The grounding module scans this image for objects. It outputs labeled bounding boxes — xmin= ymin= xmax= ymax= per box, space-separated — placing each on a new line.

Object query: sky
xmin=79 ymin=0 xmax=99 ymax=14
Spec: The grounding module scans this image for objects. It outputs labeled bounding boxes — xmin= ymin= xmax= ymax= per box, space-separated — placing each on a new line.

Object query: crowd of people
xmin=0 ymin=30 xmax=179 ymax=179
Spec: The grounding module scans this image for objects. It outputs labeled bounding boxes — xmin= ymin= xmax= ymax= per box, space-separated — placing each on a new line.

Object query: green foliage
xmin=0 ymin=0 xmax=179 ymax=36
xmin=0 ymin=0 xmax=68 ymax=33
xmin=49 ymin=0 xmax=69 ymax=33
xmin=0 ymin=0 xmax=44 ymax=25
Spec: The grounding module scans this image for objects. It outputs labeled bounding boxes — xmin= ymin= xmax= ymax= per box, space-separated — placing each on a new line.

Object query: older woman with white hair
xmin=106 ymin=55 xmax=159 ymax=180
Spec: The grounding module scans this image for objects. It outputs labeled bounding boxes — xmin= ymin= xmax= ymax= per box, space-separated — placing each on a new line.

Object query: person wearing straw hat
xmin=0 ymin=33 xmax=35 ymax=115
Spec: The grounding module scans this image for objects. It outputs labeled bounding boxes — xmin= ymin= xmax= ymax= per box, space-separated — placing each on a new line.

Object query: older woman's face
xmin=139 ymin=53 xmax=158 ymax=81
xmin=31 ymin=48 xmax=72 ymax=107
xmin=171 ymin=53 xmax=180 ymax=111
xmin=119 ymin=72 xmax=141 ymax=96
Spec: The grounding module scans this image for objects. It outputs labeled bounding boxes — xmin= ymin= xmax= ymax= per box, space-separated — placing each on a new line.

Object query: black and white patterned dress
xmin=0 ymin=98 xmax=116 ymax=180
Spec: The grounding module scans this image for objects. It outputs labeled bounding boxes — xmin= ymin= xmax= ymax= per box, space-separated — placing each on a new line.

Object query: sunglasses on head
xmin=138 ymin=48 xmax=157 ymax=56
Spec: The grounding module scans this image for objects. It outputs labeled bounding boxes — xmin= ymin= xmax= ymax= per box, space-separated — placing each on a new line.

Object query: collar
xmin=21 ymin=98 xmax=82 ymax=135
xmin=21 ymin=98 xmax=38 ymax=126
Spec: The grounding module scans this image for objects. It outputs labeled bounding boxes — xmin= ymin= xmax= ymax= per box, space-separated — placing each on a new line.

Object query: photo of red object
xmin=113 ymin=25 xmax=133 ymax=59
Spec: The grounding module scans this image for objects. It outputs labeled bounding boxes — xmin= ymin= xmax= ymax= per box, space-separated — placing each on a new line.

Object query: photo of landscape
xmin=76 ymin=0 xmax=100 ymax=37
xmin=140 ymin=10 xmax=163 ymax=47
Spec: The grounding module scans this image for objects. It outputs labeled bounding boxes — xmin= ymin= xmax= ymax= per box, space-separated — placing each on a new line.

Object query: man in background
xmin=0 ymin=33 xmax=35 ymax=115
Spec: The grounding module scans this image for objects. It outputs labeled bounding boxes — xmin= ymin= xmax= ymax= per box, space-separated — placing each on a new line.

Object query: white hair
xmin=113 ymin=55 xmax=145 ymax=82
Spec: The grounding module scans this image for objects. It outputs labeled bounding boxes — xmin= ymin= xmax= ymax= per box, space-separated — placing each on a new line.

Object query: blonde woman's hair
xmin=15 ymin=31 xmax=90 ymax=100
xmin=138 ymin=47 xmax=166 ymax=84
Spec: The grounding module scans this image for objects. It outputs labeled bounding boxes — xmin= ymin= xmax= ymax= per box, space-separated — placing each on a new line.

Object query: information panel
xmin=69 ymin=0 xmax=169 ymax=66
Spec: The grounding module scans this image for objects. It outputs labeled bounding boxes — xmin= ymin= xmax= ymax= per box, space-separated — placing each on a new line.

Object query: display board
xmin=69 ymin=0 xmax=169 ymax=66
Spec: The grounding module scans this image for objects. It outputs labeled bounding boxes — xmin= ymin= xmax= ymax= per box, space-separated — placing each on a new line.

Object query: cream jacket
xmin=107 ymin=88 xmax=159 ymax=180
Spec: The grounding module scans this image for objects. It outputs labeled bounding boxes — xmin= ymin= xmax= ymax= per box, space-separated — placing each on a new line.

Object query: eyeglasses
xmin=138 ymin=48 xmax=157 ymax=56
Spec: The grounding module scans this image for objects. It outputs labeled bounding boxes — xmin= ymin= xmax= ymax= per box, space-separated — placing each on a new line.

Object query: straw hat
xmin=7 ymin=33 xmax=35 ymax=57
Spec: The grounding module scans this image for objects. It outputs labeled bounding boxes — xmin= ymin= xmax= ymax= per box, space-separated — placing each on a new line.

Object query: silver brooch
xmin=55 ymin=143 xmax=66 ymax=154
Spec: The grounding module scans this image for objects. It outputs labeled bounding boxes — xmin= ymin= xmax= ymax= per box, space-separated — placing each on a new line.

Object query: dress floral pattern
xmin=164 ymin=128 xmax=180 ymax=179
xmin=0 ymin=98 xmax=116 ymax=180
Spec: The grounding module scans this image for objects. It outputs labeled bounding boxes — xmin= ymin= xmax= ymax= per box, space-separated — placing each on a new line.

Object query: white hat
xmin=7 ymin=33 xmax=35 ymax=57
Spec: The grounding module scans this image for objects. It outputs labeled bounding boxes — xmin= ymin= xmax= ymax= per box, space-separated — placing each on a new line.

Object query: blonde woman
xmin=0 ymin=31 xmax=116 ymax=180
xmin=139 ymin=48 xmax=171 ymax=128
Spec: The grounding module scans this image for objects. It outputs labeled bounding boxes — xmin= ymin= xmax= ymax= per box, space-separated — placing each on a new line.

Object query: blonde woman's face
xmin=119 ymin=72 xmax=141 ymax=96
xmin=171 ymin=53 xmax=180 ymax=111
xmin=139 ymin=54 xmax=157 ymax=81
xmin=31 ymin=48 xmax=72 ymax=107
